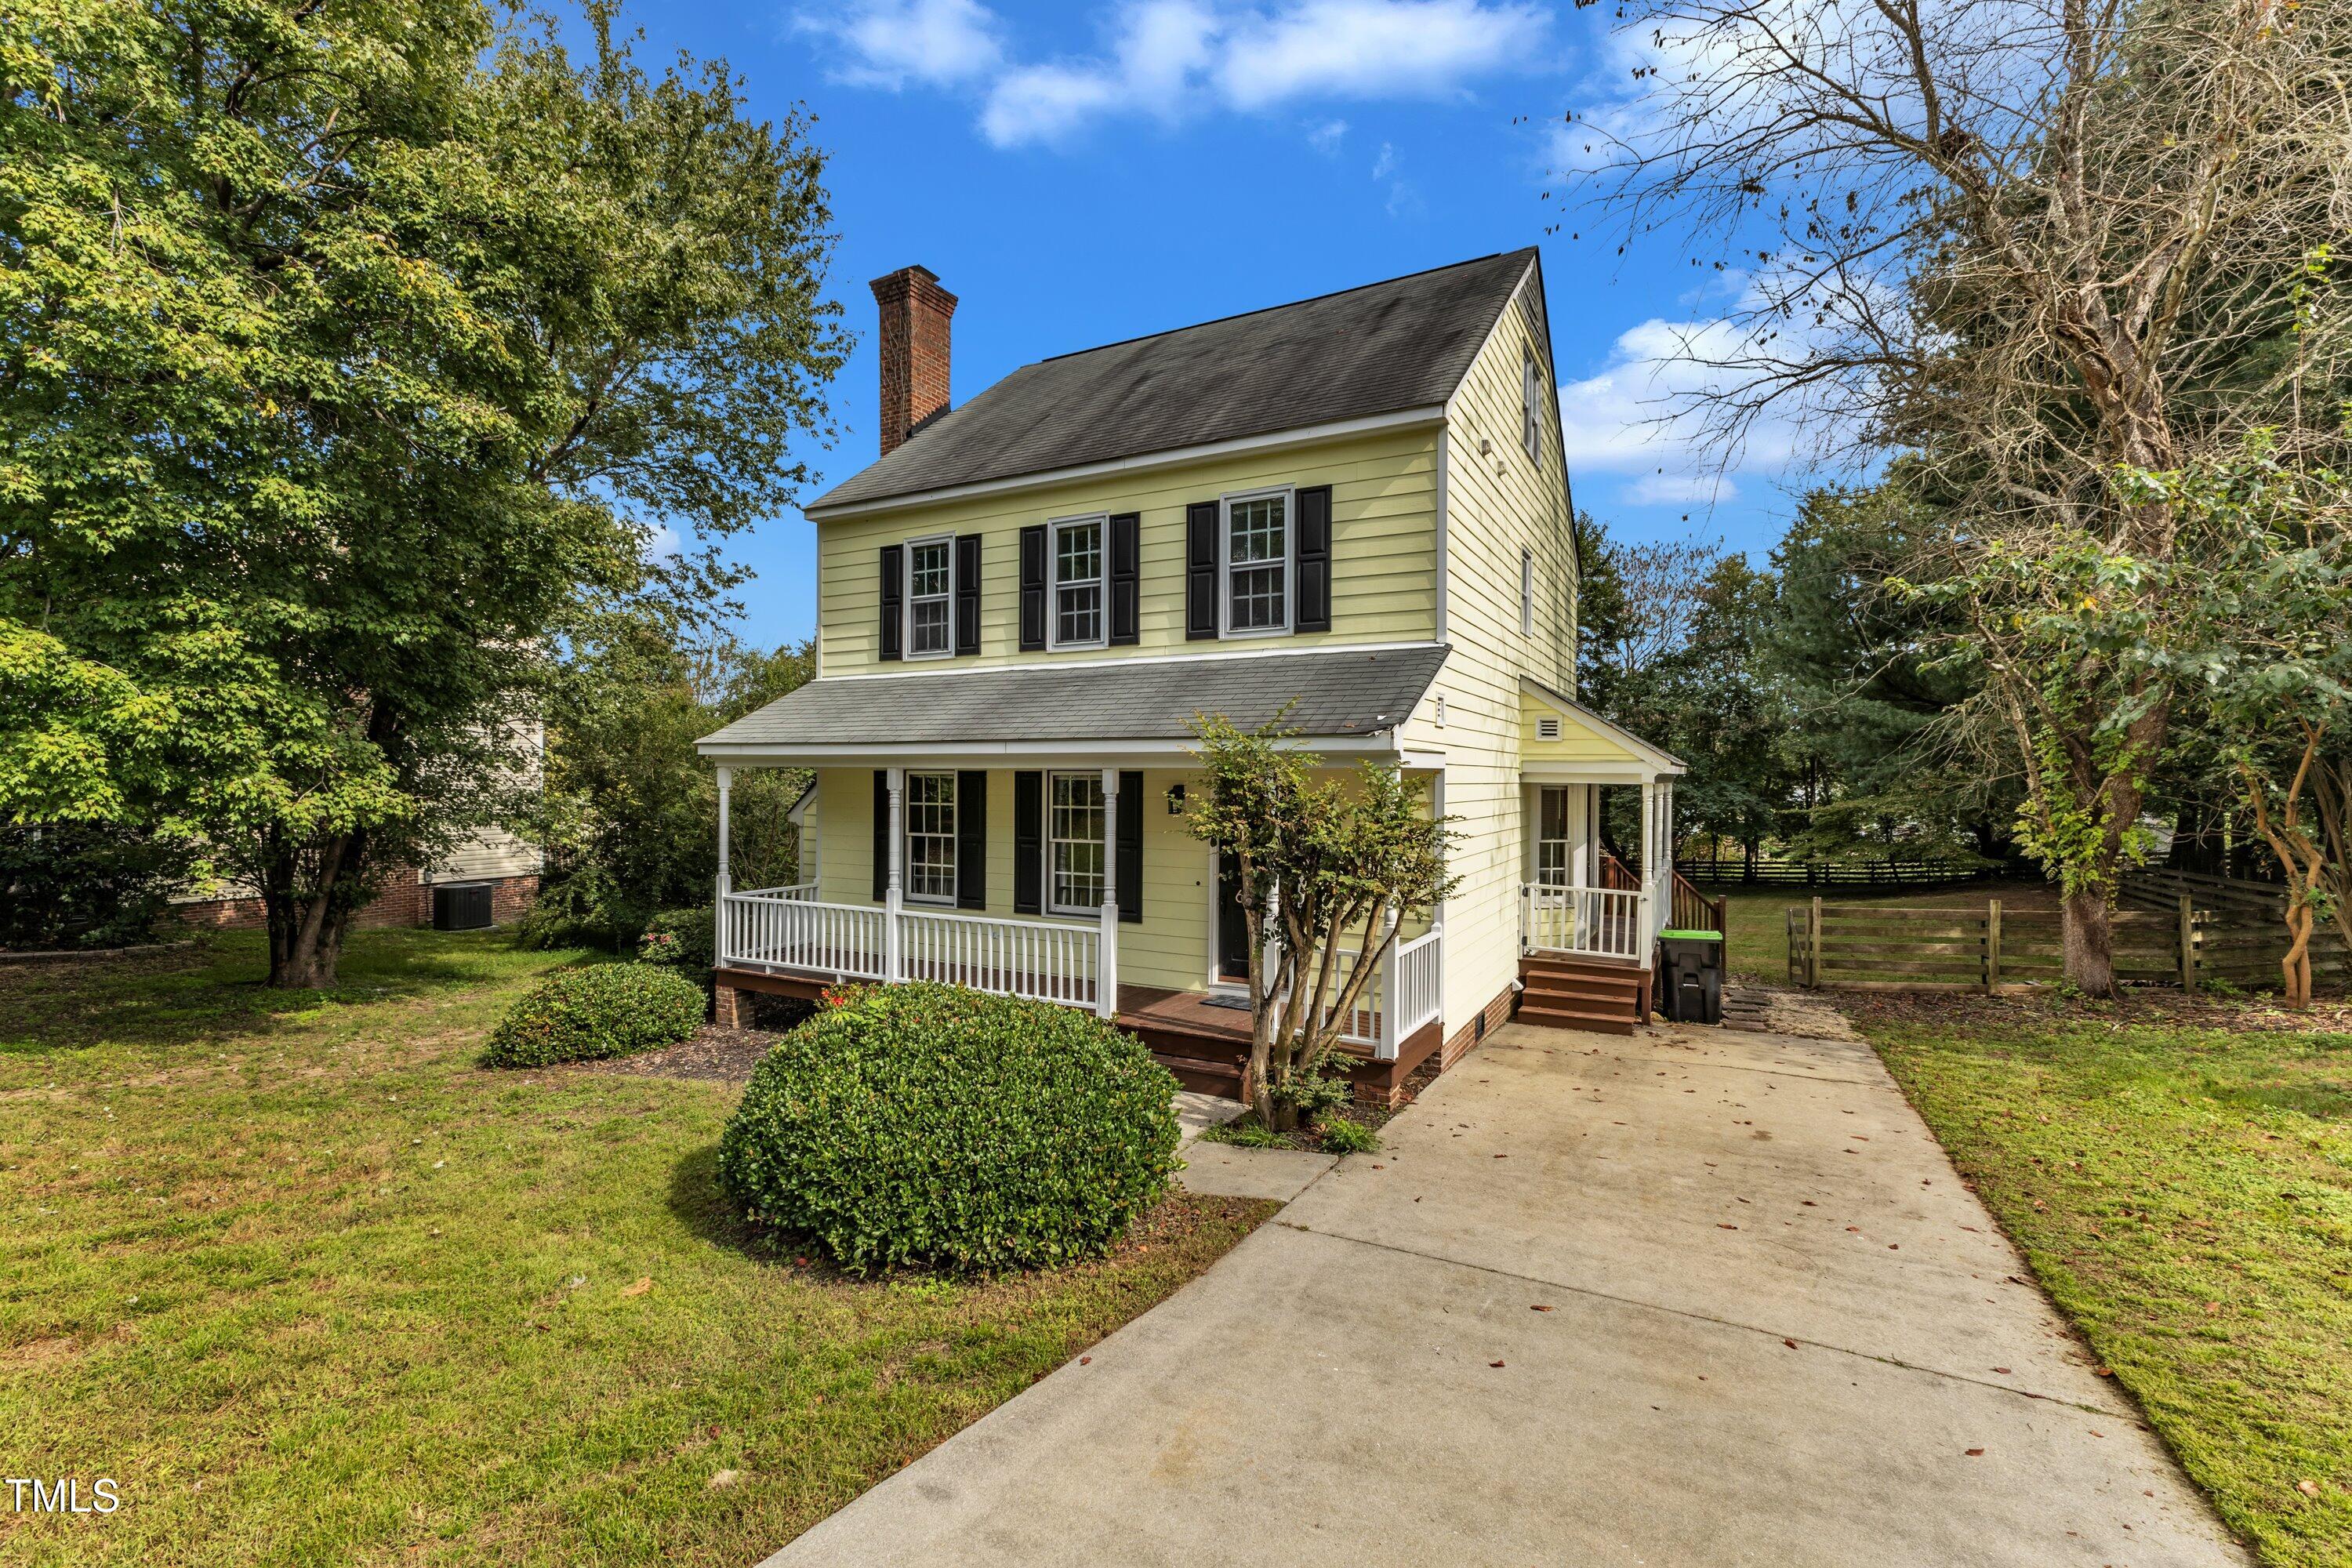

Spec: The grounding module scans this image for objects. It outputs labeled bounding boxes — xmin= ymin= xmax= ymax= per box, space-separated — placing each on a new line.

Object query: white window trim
xmin=1047 ymin=512 xmax=1109 ymax=652
xmin=1520 ymin=547 xmax=1536 ymax=637
xmin=904 ymin=533 xmax=956 ymax=661
xmin=902 ymin=770 xmax=957 ymax=906
xmin=1218 ymin=484 xmax=1295 ymax=640
xmin=1044 ymin=770 xmax=1108 ymax=916
xmin=1522 ymin=348 xmax=1543 ymax=461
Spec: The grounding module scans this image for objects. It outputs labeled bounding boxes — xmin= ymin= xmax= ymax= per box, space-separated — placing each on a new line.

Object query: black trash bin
xmin=1655 ymin=930 xmax=1724 ymax=1025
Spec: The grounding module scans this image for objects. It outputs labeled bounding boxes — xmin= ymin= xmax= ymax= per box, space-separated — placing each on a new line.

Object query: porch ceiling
xmin=698 ymin=645 xmax=1449 ymax=763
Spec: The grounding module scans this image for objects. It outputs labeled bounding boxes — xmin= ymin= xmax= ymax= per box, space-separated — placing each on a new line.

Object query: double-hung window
xmin=906 ymin=537 xmax=953 ymax=658
xmin=1520 ymin=547 xmax=1536 ymax=636
xmin=1221 ymin=488 xmax=1290 ymax=635
xmin=1522 ymin=348 xmax=1543 ymax=460
xmin=903 ymin=772 xmax=957 ymax=903
xmin=1051 ymin=515 xmax=1105 ymax=648
xmin=1047 ymin=772 xmax=1106 ymax=915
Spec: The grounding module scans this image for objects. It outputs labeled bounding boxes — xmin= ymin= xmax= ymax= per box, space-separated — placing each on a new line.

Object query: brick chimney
xmin=870 ymin=265 xmax=957 ymax=457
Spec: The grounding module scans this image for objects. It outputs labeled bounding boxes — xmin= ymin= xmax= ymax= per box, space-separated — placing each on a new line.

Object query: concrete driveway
xmin=768 ymin=1018 xmax=2249 ymax=1567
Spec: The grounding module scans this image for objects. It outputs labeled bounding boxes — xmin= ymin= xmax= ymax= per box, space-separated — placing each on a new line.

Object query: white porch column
xmin=1377 ymin=902 xmax=1402 ymax=1061
xmin=1638 ymin=777 xmax=1657 ymax=954
xmin=884 ymin=767 xmax=904 ymax=982
xmin=713 ymin=767 xmax=732 ymax=967
xmin=1657 ymin=781 xmax=1676 ymax=938
xmin=1097 ymin=768 xmax=1120 ymax=1018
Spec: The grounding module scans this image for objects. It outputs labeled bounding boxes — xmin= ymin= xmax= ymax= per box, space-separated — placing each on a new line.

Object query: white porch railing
xmin=719 ymin=889 xmax=1102 ymax=1011
xmin=1332 ymin=924 xmax=1446 ymax=1058
xmin=1522 ymin=883 xmax=1648 ymax=961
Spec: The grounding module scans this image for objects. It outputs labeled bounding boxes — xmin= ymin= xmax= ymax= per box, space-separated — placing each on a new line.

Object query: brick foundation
xmin=171 ymin=872 xmax=539 ymax=934
xmin=713 ymin=985 xmax=745 ymax=1028
xmin=1436 ymin=980 xmax=1520 ymax=1072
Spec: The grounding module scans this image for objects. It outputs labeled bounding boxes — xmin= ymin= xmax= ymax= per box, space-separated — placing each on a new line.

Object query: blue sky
xmin=632 ymin=0 xmax=1824 ymax=649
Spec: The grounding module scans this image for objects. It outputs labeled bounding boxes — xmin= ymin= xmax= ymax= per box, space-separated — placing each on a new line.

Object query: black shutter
xmin=1018 ymin=524 xmax=1047 ymax=651
xmin=879 ymin=545 xmax=903 ymax=662
xmin=1109 ymin=513 xmax=1141 ymax=646
xmin=956 ymin=771 xmax=987 ymax=909
xmin=1184 ymin=501 xmax=1219 ymax=640
xmin=954 ymin=534 xmax=982 ymax=656
xmin=1013 ymin=771 xmax=1044 ymax=914
xmin=871 ymin=770 xmax=889 ymax=902
xmin=1294 ymin=485 xmax=1332 ymax=633
xmin=1116 ymin=771 xmax=1142 ymax=924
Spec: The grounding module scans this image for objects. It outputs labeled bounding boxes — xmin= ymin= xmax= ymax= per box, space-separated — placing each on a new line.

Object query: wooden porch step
xmin=1153 ymin=1051 xmax=1243 ymax=1096
xmin=1516 ymin=1002 xmax=1639 ymax=1036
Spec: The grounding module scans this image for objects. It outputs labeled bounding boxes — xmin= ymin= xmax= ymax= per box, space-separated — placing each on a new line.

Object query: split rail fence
xmin=1786 ymin=894 xmax=2347 ymax=993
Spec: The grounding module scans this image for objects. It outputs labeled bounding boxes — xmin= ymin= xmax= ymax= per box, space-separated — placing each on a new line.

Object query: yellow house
xmin=698 ymin=252 xmax=1691 ymax=1100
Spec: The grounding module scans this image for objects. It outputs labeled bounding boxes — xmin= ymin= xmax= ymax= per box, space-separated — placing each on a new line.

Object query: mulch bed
xmin=1841 ymin=985 xmax=2352 ymax=1036
xmin=586 ymin=1023 xmax=779 ymax=1085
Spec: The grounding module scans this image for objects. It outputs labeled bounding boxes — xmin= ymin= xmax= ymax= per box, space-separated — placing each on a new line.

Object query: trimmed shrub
xmin=480 ymin=963 xmax=704 ymax=1068
xmin=637 ymin=906 xmax=716 ymax=985
xmin=718 ymin=984 xmax=1181 ymax=1272
xmin=1318 ymin=1115 xmax=1380 ymax=1155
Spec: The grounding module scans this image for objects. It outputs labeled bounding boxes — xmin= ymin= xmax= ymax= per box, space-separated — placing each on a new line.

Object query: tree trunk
xmin=2060 ymin=888 xmax=2118 ymax=997
xmin=261 ymin=829 xmax=365 ymax=989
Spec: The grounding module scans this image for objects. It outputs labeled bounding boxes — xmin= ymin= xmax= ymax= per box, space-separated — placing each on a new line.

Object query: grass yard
xmin=0 ymin=931 xmax=1271 ymax=1566
xmin=1712 ymin=878 xmax=2060 ymax=982
xmin=1857 ymin=993 xmax=2352 ymax=1566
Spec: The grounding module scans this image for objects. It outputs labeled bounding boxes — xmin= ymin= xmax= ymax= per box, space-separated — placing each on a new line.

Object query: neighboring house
xmin=172 ymin=724 xmax=546 ymax=933
xmin=697 ymin=252 xmax=1693 ymax=1101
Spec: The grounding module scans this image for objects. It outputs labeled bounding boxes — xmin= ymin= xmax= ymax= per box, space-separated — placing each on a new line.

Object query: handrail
xmin=1668 ymin=868 xmax=1726 ymax=934
xmin=1523 ymin=882 xmax=1645 ymax=960
xmin=719 ymin=888 xmax=1101 ymax=1011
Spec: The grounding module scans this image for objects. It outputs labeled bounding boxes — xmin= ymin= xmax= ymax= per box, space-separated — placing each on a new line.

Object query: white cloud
xmin=1370 ymin=140 xmax=1397 ymax=180
xmin=805 ymin=0 xmax=1554 ymax=147
xmin=1621 ymin=474 xmax=1736 ymax=506
xmin=795 ymin=0 xmax=1004 ymax=89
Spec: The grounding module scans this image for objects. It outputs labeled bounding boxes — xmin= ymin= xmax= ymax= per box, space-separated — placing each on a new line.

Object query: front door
xmin=1217 ymin=852 xmax=1254 ymax=984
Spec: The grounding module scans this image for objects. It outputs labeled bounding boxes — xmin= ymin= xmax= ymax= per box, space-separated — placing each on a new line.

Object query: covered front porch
xmin=708 ymin=760 xmax=1444 ymax=1098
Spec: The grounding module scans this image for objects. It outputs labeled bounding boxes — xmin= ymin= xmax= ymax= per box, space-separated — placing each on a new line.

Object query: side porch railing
xmin=1521 ymin=882 xmax=1649 ymax=961
xmin=1330 ymin=924 xmax=1446 ymax=1056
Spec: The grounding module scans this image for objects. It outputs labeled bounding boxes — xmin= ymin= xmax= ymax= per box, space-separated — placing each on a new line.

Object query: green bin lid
xmin=1657 ymin=929 xmax=1722 ymax=942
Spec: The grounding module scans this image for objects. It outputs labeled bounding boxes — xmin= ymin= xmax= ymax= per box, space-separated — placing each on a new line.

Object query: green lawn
xmin=0 ymin=931 xmax=1269 ymax=1566
xmin=1859 ymin=996 xmax=2352 ymax=1566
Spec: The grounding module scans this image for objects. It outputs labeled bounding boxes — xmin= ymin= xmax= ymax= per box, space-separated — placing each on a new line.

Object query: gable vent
xmin=1537 ymin=717 xmax=1562 ymax=741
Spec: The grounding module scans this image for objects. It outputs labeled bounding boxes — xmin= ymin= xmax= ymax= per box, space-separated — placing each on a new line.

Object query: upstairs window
xmin=906 ymin=537 xmax=953 ymax=658
xmin=1051 ymin=515 xmax=1105 ymax=648
xmin=1521 ymin=547 xmax=1536 ymax=636
xmin=1222 ymin=489 xmax=1290 ymax=635
xmin=1048 ymin=772 xmax=1106 ymax=913
xmin=1522 ymin=348 xmax=1543 ymax=460
xmin=904 ymin=772 xmax=956 ymax=903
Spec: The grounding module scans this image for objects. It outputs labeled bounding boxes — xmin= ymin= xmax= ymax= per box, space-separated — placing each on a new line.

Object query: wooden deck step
xmin=1519 ymin=952 xmax=1650 ymax=1033
xmin=1153 ymin=1051 xmax=1243 ymax=1096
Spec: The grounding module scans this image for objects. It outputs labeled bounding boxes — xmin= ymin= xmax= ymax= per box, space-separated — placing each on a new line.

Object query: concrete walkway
xmin=768 ymin=1020 xmax=2249 ymax=1567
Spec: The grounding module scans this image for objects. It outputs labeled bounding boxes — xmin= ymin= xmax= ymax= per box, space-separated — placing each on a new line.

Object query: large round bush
xmin=718 ymin=984 xmax=1181 ymax=1273
xmin=480 ymin=963 xmax=704 ymax=1068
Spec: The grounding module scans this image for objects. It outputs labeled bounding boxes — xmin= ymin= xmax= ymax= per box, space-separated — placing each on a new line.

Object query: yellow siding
xmin=815 ymin=428 xmax=1439 ymax=675
xmin=1519 ymin=701 xmax=1646 ymax=767
xmin=805 ymin=766 xmax=1218 ymax=992
xmin=1398 ymin=278 xmax=1580 ymax=1025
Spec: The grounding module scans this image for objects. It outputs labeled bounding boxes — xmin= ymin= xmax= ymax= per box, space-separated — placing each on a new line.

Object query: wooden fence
xmin=1682 ymin=858 xmax=1992 ymax=888
xmin=1786 ymin=894 xmax=2348 ymax=993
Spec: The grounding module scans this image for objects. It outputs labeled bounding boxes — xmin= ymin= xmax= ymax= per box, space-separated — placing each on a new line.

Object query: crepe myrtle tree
xmin=1185 ymin=716 xmax=1456 ymax=1131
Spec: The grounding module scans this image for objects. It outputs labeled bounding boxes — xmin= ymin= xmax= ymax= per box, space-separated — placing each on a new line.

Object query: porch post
xmin=1377 ymin=902 xmax=1401 ymax=1062
xmin=713 ymin=767 xmax=732 ymax=968
xmin=1097 ymin=768 xmax=1120 ymax=1018
xmin=1638 ymin=777 xmax=1656 ymax=954
xmin=884 ymin=767 xmax=904 ymax=983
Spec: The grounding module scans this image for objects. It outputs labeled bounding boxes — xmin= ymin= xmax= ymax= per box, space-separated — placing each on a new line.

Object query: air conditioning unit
xmin=433 ymin=882 xmax=494 ymax=931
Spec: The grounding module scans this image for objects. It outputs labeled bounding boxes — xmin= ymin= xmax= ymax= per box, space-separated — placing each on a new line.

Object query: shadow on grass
xmin=0 ymin=928 xmax=601 ymax=1058
xmin=667 ymin=1142 xmax=786 ymax=1262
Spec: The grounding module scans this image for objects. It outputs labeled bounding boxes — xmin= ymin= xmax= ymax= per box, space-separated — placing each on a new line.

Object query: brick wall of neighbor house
xmin=172 ymin=872 xmax=539 ymax=932
xmin=873 ymin=265 xmax=957 ymax=457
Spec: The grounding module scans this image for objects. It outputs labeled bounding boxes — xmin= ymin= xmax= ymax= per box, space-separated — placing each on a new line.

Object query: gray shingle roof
xmin=698 ymin=646 xmax=1450 ymax=752
xmin=809 ymin=251 xmax=1538 ymax=513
